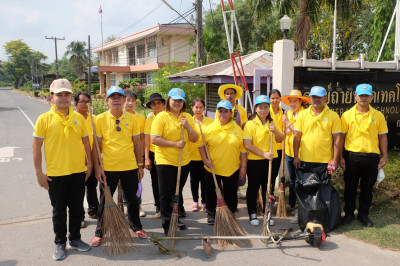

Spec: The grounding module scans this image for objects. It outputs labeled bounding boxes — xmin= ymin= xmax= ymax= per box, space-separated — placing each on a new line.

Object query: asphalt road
xmin=0 ymin=87 xmax=399 ymax=265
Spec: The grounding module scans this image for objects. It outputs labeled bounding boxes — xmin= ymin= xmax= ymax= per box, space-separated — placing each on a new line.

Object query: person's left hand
xmin=239 ymin=167 xmax=247 ymax=180
xmin=269 ymin=122 xmax=276 ymax=133
xmin=378 ymin=157 xmax=387 ymax=170
xmin=85 ymin=161 xmax=93 ymax=181
xmin=138 ymin=167 xmax=144 ymax=181
xmin=180 ymin=116 xmax=189 ymax=129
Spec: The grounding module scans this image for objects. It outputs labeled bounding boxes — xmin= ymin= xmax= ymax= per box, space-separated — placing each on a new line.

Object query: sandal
xmin=90 ymin=237 xmax=102 ymax=247
xmin=192 ymin=203 xmax=199 ymax=212
xmin=134 ymin=230 xmax=148 ymax=239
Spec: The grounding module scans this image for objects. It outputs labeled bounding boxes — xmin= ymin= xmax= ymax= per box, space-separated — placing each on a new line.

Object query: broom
xmin=198 ymin=122 xmax=250 ymax=250
xmin=88 ymin=104 xmax=135 ymax=256
xmin=276 ymin=123 xmax=287 ymax=217
xmin=167 ymin=126 xmax=185 ymax=249
xmin=256 ymin=189 xmax=264 ymax=215
xmin=261 ymin=131 xmax=274 ymax=242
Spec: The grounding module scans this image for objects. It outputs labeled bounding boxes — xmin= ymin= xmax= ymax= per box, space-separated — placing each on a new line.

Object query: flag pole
xmin=100 ymin=6 xmax=104 ymax=65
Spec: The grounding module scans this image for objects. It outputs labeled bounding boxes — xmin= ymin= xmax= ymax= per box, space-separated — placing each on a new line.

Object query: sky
xmin=0 ymin=0 xmax=219 ymax=63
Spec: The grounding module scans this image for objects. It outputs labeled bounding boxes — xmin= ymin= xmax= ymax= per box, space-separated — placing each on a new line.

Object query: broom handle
xmin=88 ymin=103 xmax=108 ymax=187
xmin=267 ymin=130 xmax=274 ymax=196
xmin=198 ymin=122 xmax=222 ymax=197
xmin=281 ymin=122 xmax=286 ymax=177
xmin=174 ymin=126 xmax=185 ymax=195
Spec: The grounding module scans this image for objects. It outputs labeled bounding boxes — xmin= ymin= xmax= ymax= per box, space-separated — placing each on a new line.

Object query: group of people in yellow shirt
xmin=33 ymin=79 xmax=388 ymax=261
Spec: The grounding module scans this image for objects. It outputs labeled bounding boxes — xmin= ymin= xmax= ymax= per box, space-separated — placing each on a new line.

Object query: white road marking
xmin=18 ymin=106 xmax=35 ymax=128
xmin=0 ymin=146 xmax=22 ymax=163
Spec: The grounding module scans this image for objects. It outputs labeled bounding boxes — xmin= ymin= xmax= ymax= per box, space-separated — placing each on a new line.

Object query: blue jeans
xmin=285 ymin=155 xmax=297 ymax=208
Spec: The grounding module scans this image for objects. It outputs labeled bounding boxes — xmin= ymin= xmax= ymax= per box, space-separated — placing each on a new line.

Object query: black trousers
xmin=189 ymin=160 xmax=206 ymax=204
xmin=95 ymin=169 xmax=142 ymax=237
xmin=48 ymin=172 xmax=85 ymax=244
xmin=85 ymin=171 xmax=99 ymax=217
xmin=246 ymin=160 xmax=270 ymax=215
xmin=270 ymin=150 xmax=282 ymax=196
xmin=205 ymin=169 xmax=239 ymax=216
xmin=156 ymin=164 xmax=189 ymax=231
xmin=343 ymin=150 xmax=380 ymax=217
xmin=149 ymin=151 xmax=160 ymax=210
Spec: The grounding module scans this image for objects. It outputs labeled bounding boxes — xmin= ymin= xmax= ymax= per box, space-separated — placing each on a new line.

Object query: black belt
xmin=345 ymin=150 xmax=379 ymax=158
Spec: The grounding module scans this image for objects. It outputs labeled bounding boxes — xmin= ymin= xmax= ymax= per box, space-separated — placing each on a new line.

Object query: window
xmin=130 ymin=73 xmax=137 ymax=79
xmin=140 ymin=72 xmax=147 ymax=84
xmin=128 ymin=47 xmax=135 ymax=65
xmin=137 ymin=44 xmax=145 ymax=65
xmin=111 ymin=75 xmax=116 ymax=86
xmin=112 ymin=51 xmax=118 ymax=64
xmin=148 ymin=41 xmax=157 ymax=58
xmin=123 ymin=74 xmax=130 ymax=80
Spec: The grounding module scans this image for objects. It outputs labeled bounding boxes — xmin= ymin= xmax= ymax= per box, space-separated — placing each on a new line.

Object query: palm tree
xmin=64 ymin=41 xmax=87 ymax=77
xmin=248 ymin=0 xmax=362 ymax=51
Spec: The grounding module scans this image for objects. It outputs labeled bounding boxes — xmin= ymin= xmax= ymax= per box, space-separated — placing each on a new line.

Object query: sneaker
xmin=53 ymin=243 xmax=66 ymax=261
xmin=290 ymin=213 xmax=298 ymax=224
xmin=201 ymin=203 xmax=207 ymax=213
xmin=139 ymin=206 xmax=146 ymax=217
xmin=81 ymin=219 xmax=87 ymax=228
xmin=192 ymin=202 xmax=200 ymax=212
xmin=269 ymin=218 xmax=275 ymax=226
xmin=152 ymin=211 xmax=161 ymax=218
xmin=88 ymin=214 xmax=97 ymax=219
xmin=250 ymin=213 xmax=259 ymax=226
xmin=207 ymin=214 xmax=215 ymax=225
xmin=69 ymin=239 xmax=91 ymax=252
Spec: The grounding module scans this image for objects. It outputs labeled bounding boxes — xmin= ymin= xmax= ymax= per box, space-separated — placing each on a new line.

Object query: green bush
xmin=91 ymin=83 xmax=100 ymax=94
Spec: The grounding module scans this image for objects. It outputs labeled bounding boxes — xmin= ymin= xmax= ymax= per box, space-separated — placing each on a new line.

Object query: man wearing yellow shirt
xmin=293 ymin=86 xmax=342 ymax=232
xmin=74 ymin=91 xmax=99 ymax=227
xmin=215 ymin=84 xmax=248 ymax=128
xmin=144 ymin=93 xmax=165 ymax=218
xmin=33 ymin=79 xmax=92 ymax=260
xmin=91 ymin=86 xmax=146 ymax=246
xmin=341 ymin=84 xmax=388 ymax=227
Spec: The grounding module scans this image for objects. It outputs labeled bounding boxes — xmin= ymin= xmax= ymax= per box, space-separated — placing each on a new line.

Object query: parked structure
xmin=93 ymin=23 xmax=195 ymax=94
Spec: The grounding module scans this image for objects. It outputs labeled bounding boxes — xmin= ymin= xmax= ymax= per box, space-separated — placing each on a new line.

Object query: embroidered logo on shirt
xmin=372 ymin=119 xmax=375 ymax=122
xmin=74 ymin=121 xmax=77 ymax=125
xmin=324 ymin=118 xmax=327 ymax=122
xmin=125 ymin=123 xmax=128 ymax=126
xmin=234 ymin=132 xmax=237 ymax=135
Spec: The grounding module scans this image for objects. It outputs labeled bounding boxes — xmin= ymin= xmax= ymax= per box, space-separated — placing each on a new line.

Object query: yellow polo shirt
xmin=131 ymin=111 xmax=145 ymax=134
xmin=151 ymin=111 xmax=196 ymax=167
xmin=270 ymin=106 xmax=284 ymax=150
xmin=285 ymin=107 xmax=305 ymax=158
xmin=341 ymin=104 xmax=388 ymax=154
xmin=189 ymin=116 xmax=213 ymax=161
xmin=95 ymin=110 xmax=140 ymax=171
xmin=199 ymin=120 xmax=247 ymax=177
xmin=243 ymin=116 xmax=278 ymax=160
xmin=295 ymin=105 xmax=341 ymax=163
xmin=76 ymin=112 xmax=95 ymax=149
xmin=214 ymin=104 xmax=248 ymax=127
xmin=144 ymin=113 xmax=156 ymax=153
xmin=33 ymin=106 xmax=88 ymax=176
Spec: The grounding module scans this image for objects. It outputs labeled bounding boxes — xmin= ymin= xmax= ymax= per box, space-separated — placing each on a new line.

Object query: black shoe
xmin=342 ymin=214 xmax=355 ymax=226
xmin=179 ymin=207 xmax=186 ymax=217
xmin=163 ymin=228 xmax=168 ymax=236
xmin=178 ymin=220 xmax=187 ymax=230
xmin=207 ymin=214 xmax=215 ymax=226
xmin=358 ymin=215 xmax=374 ymax=227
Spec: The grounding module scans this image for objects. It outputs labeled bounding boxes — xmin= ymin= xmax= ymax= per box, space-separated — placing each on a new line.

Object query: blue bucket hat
xmin=309 ymin=86 xmax=327 ymax=97
xmin=168 ymin=88 xmax=185 ymax=101
xmin=107 ymin=86 xmax=125 ymax=98
xmin=355 ymin=84 xmax=373 ymax=96
xmin=216 ymin=100 xmax=233 ymax=110
xmin=255 ymin=95 xmax=271 ymax=105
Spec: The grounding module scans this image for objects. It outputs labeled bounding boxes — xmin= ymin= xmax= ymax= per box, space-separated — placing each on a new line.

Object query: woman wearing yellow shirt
xmin=151 ymin=88 xmax=198 ymax=235
xmin=189 ymin=98 xmax=213 ymax=212
xmin=199 ymin=100 xmax=247 ymax=225
xmin=144 ymin=93 xmax=165 ymax=218
xmin=243 ymin=95 xmax=284 ymax=226
xmin=269 ymin=89 xmax=285 ymax=195
xmin=281 ymin=90 xmax=310 ymax=222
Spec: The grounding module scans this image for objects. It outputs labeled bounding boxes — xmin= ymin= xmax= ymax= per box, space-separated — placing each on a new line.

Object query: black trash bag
xmin=296 ymin=166 xmax=341 ymax=233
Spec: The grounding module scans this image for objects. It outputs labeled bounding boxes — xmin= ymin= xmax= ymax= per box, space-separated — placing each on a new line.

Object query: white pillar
xmin=273 ymin=39 xmax=295 ymax=98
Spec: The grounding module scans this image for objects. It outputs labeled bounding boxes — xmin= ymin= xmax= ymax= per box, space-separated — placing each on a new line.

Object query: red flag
xmin=98 ymin=6 xmax=103 ymax=14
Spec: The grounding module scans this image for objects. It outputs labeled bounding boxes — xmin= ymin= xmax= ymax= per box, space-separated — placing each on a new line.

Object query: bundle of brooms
xmin=276 ymin=123 xmax=287 ymax=217
xmin=167 ymin=126 xmax=185 ymax=249
xmin=199 ymin=122 xmax=250 ymax=250
xmin=88 ymin=104 xmax=135 ymax=256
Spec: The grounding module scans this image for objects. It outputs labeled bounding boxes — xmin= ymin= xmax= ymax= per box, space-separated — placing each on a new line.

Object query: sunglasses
xmin=116 ymin=119 xmax=121 ymax=131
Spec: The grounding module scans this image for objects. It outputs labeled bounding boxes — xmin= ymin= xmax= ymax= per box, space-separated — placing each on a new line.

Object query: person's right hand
xmin=293 ymin=157 xmax=301 ymax=169
xmin=263 ymin=152 xmax=274 ymax=160
xmin=37 ymin=172 xmax=52 ymax=190
xmin=282 ymin=114 xmax=290 ymax=125
xmin=176 ymin=140 xmax=186 ymax=148
xmin=95 ymin=167 xmax=106 ymax=184
xmin=145 ymin=158 xmax=152 ymax=171
xmin=204 ymin=159 xmax=214 ymax=169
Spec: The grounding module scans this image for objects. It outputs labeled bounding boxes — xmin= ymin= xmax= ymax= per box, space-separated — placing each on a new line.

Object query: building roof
xmin=168 ymin=50 xmax=273 ymax=80
xmin=93 ymin=23 xmax=195 ymax=53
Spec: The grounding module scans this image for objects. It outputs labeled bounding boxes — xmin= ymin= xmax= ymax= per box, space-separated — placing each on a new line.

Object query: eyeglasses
xmin=78 ymin=100 xmax=91 ymax=104
xmin=115 ymin=119 xmax=121 ymax=131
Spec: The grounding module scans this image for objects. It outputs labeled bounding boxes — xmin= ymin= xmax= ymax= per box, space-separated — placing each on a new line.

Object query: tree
xmin=3 ymin=40 xmax=47 ymax=89
xmin=64 ymin=41 xmax=87 ymax=77
xmin=104 ymin=34 xmax=119 ymax=43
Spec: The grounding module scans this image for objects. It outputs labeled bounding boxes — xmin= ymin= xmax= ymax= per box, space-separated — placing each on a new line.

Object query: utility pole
xmin=88 ymin=35 xmax=92 ymax=95
xmin=196 ymin=0 xmax=204 ymax=66
xmin=45 ymin=36 xmax=65 ymax=79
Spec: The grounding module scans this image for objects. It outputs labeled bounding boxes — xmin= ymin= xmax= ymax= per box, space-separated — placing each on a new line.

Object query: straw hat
xmin=281 ymin=90 xmax=310 ymax=105
xmin=218 ymin=84 xmax=243 ymax=101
